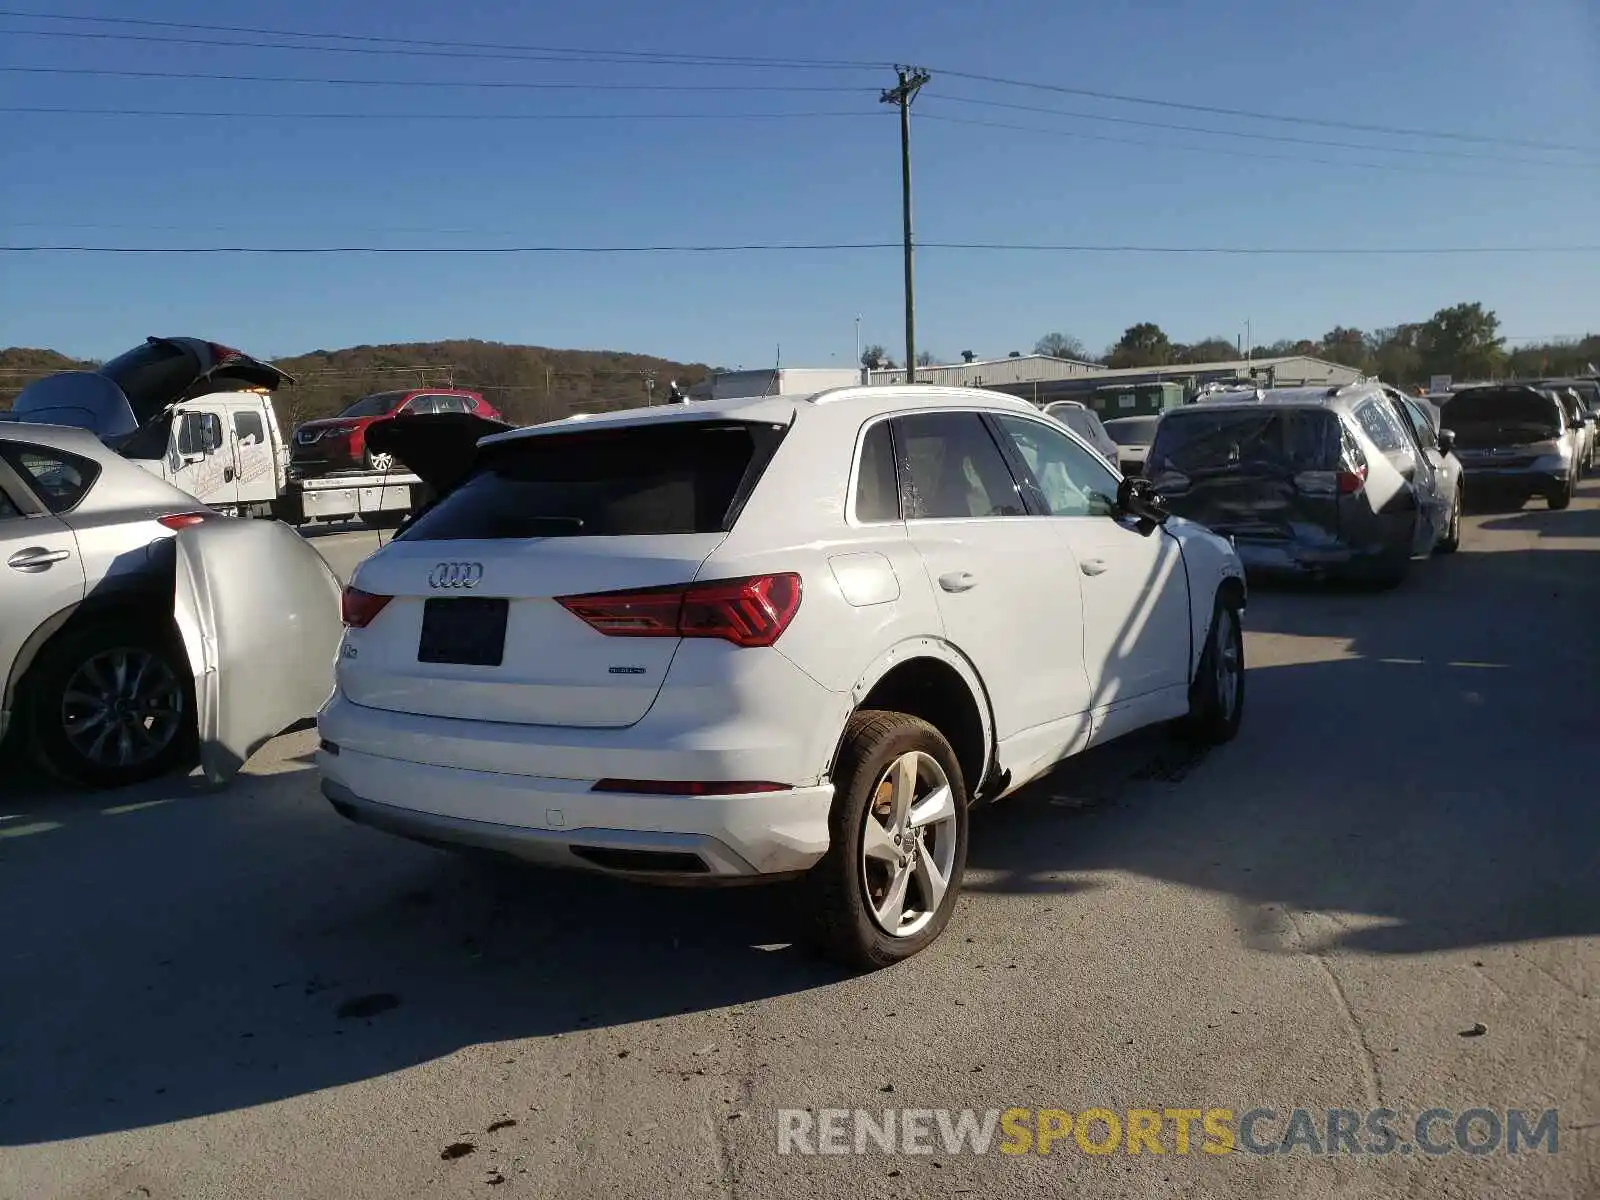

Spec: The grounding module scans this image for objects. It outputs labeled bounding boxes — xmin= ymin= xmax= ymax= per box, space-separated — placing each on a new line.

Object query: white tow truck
xmin=9 ymin=337 xmax=431 ymax=528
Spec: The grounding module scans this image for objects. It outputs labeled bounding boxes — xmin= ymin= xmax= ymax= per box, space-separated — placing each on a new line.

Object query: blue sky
xmin=2 ymin=0 xmax=1597 ymax=368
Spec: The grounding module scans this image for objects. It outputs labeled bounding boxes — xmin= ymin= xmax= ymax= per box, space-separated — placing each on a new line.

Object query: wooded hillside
xmin=0 ymin=339 xmax=712 ymax=430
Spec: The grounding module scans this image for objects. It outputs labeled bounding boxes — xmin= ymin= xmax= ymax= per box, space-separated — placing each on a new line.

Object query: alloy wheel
xmin=859 ymin=751 xmax=959 ymax=938
xmin=60 ymin=648 xmax=186 ymax=770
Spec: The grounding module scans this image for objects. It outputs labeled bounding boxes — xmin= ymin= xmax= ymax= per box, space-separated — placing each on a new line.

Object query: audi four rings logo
xmin=428 ymin=562 xmax=484 ymax=589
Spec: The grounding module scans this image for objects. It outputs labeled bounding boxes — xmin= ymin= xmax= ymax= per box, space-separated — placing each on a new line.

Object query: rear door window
xmin=891 ymin=412 xmax=1027 ymax=520
xmin=398 ymin=419 xmax=786 ymax=541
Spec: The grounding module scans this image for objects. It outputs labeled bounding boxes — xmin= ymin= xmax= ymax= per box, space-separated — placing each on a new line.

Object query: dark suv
xmin=1146 ymin=382 xmax=1459 ymax=586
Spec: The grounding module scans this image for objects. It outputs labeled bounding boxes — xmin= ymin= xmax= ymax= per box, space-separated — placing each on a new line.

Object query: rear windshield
xmin=98 ymin=339 xmax=201 ymax=422
xmin=1102 ymin=416 xmax=1159 ymax=446
xmin=397 ymin=419 xmax=785 ymax=541
xmin=1046 ymin=406 xmax=1100 ymax=441
xmin=1443 ymin=389 xmax=1560 ymax=430
xmin=1147 ymin=408 xmax=1340 ymax=475
xmin=340 ymin=391 xmax=408 ymax=418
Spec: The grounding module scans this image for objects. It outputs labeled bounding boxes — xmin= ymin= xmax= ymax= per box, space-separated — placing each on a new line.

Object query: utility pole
xmin=881 ymin=66 xmax=931 ymax=385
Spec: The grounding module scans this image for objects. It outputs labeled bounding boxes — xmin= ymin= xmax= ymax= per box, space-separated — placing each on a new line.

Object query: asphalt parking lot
xmin=3 ymin=494 xmax=1597 ymax=1200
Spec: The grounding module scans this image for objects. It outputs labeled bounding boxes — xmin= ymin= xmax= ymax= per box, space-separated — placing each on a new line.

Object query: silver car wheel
xmin=60 ymin=648 xmax=186 ymax=769
xmin=367 ymin=451 xmax=395 ymax=473
xmin=859 ymin=750 xmax=959 ymax=939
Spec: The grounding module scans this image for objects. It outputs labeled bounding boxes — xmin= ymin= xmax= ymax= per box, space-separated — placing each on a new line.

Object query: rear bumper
xmin=1458 ymin=466 xmax=1567 ymax=495
xmin=318 ymin=744 xmax=834 ymax=882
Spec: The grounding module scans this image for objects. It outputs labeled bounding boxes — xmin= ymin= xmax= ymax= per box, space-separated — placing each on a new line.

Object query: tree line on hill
xmin=0 ymin=339 xmax=712 ymax=431
xmin=864 ymin=302 xmax=1597 ymax=386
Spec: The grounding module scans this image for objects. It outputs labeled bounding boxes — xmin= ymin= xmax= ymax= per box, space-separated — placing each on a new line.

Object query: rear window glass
xmin=340 ymin=391 xmax=408 ymax=418
xmin=1443 ymin=389 xmax=1560 ymax=430
xmin=1148 ymin=408 xmax=1339 ymax=476
xmin=0 ymin=443 xmax=100 ymax=513
xmin=398 ymin=420 xmax=783 ymax=541
xmin=1103 ymin=416 xmax=1159 ymax=445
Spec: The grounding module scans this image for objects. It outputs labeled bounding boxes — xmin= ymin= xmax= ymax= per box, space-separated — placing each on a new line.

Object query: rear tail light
xmin=557 ymin=573 xmax=802 ymax=648
xmin=341 ymin=586 xmax=392 ymax=628
xmin=590 ymin=779 xmax=791 ymax=796
xmin=157 ymin=511 xmax=213 ymax=530
xmin=1336 ymin=465 xmax=1368 ymax=494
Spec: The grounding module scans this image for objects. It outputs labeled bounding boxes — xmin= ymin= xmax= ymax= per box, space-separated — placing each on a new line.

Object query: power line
xmin=929 ymin=95 xmax=1600 ymax=168
xmin=0 ymin=26 xmax=880 ymax=72
xmin=0 ymin=9 xmax=888 ymax=69
xmin=935 ymin=68 xmax=1600 ymax=156
xmin=3 ymin=105 xmax=879 ymax=121
xmin=3 ymin=10 xmax=1586 ymax=154
xmin=0 ymin=64 xmax=871 ymax=93
xmin=917 ymin=114 xmax=1537 ymax=181
xmin=4 ymin=242 xmax=1596 ymax=255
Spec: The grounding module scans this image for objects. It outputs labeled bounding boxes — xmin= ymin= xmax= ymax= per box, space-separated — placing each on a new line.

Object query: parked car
xmin=1533 ymin=378 xmax=1600 ymax=421
xmin=1438 ymin=384 xmax=1580 ymax=510
xmin=1101 ymin=415 xmax=1160 ymax=477
xmin=317 ymin=387 xmax=1247 ymax=968
xmin=1040 ymin=399 xmax=1121 ymax=465
xmin=1387 ymin=387 xmax=1464 ymax=554
xmin=0 ymin=414 xmax=343 ymax=787
xmin=1145 ymin=381 xmax=1459 ymax=586
xmin=1544 ymin=386 xmax=1594 ymax=476
xmin=291 ymin=389 xmax=503 ymax=477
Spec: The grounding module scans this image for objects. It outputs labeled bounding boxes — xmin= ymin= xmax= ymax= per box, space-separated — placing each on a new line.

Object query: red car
xmin=290 ymin=389 xmax=502 ymax=475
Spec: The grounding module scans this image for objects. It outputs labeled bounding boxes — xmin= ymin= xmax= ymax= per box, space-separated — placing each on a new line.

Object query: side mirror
xmin=1117 ymin=475 xmax=1169 ymax=525
xmin=1437 ymin=428 xmax=1457 ymax=455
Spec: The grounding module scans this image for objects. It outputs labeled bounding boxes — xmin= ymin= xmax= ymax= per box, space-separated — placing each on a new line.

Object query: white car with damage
xmin=318 ymin=386 xmax=1247 ymax=967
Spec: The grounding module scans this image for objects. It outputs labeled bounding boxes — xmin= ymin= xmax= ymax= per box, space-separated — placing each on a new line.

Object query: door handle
xmin=8 ymin=547 xmax=70 ymax=571
xmin=1080 ymin=557 xmax=1109 ymax=576
xmin=224 ymin=466 xmax=236 ymax=482
xmin=938 ymin=570 xmax=977 ymax=593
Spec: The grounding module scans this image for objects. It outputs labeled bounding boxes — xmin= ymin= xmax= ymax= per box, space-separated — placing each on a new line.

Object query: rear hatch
xmin=1441 ymin=389 xmax=1564 ymax=463
xmin=340 ymin=416 xmax=789 ymax=728
xmin=1146 ymin=406 xmax=1350 ymax=540
xmin=8 ymin=336 xmax=292 ymax=441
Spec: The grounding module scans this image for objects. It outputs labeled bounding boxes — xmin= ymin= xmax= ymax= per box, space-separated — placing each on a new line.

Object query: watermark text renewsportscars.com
xmin=776 ymin=1107 xmax=1560 ymax=1158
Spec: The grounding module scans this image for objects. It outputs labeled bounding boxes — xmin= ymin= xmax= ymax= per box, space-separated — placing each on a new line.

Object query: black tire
xmin=25 ymin=621 xmax=197 ymax=789
xmin=1181 ymin=595 xmax=1245 ymax=744
xmin=802 ymin=711 xmax=969 ymax=970
xmin=1436 ymin=488 xmax=1462 ymax=554
xmin=1547 ymin=482 xmax=1572 ymax=510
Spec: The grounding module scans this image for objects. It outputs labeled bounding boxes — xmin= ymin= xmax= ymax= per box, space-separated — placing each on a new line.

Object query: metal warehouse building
xmin=689 ymin=352 xmax=1362 ymax=405
xmin=868 ymin=353 xmax=1361 ymax=404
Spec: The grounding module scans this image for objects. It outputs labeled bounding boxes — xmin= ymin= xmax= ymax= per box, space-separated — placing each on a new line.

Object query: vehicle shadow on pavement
xmin=0 ymin=752 xmax=851 ymax=1148
xmin=966 ymin=536 xmax=1600 ymax=966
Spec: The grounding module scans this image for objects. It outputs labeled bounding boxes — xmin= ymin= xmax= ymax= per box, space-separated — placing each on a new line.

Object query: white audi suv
xmin=317 ymin=386 xmax=1246 ymax=967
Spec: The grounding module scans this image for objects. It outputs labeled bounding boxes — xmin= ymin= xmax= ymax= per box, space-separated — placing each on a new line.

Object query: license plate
xmin=418 ymin=597 xmax=508 ymax=667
